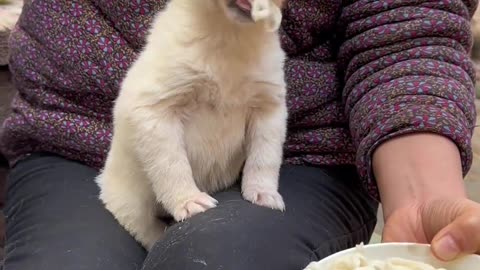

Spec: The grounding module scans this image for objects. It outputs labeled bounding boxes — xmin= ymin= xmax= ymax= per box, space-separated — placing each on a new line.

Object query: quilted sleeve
xmin=337 ymin=0 xmax=479 ymax=199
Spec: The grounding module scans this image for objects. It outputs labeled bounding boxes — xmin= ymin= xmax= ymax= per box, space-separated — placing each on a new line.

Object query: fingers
xmin=429 ymin=202 xmax=480 ymax=260
xmin=418 ymin=199 xmax=465 ymax=241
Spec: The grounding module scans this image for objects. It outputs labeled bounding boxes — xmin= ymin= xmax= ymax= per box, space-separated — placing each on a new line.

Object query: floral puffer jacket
xmin=1 ymin=0 xmax=478 ymax=199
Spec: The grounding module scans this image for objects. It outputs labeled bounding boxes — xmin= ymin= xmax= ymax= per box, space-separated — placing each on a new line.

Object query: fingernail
xmin=435 ymin=234 xmax=460 ymax=261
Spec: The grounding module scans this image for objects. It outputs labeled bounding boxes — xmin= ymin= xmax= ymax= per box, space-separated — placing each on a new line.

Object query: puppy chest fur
xmin=183 ymin=98 xmax=248 ymax=193
xmin=145 ymin=59 xmax=283 ymax=193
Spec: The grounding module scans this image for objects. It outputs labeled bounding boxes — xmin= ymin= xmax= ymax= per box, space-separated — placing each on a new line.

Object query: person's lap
xmin=4 ymin=153 xmax=146 ymax=270
xmin=4 ymin=153 xmax=378 ymax=270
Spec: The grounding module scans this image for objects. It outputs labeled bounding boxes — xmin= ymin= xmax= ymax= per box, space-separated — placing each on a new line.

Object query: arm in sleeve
xmin=337 ymin=0 xmax=479 ymax=199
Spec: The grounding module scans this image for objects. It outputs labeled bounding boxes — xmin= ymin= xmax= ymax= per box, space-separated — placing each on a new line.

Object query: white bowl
xmin=304 ymin=243 xmax=480 ymax=269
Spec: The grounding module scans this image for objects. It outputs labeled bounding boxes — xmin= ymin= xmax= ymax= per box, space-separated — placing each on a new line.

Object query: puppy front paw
xmin=251 ymin=0 xmax=282 ymax=32
xmin=242 ymin=186 xmax=285 ymax=211
xmin=251 ymin=0 xmax=270 ymax=21
xmin=172 ymin=192 xmax=218 ymax=222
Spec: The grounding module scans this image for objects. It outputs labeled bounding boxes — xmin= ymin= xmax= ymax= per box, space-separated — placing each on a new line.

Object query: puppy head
xmin=219 ymin=0 xmax=285 ymax=31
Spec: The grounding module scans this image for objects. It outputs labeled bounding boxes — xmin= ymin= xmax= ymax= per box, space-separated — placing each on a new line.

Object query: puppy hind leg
xmin=97 ymin=169 xmax=167 ymax=250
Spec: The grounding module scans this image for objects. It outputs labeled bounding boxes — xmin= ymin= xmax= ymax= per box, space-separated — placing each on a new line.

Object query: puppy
xmin=96 ymin=0 xmax=288 ymax=250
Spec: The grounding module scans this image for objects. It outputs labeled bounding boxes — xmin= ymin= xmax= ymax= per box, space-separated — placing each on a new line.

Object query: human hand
xmin=382 ymin=198 xmax=480 ymax=261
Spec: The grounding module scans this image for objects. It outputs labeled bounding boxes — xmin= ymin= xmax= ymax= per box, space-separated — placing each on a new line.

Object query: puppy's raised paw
xmin=251 ymin=0 xmax=282 ymax=32
xmin=172 ymin=192 xmax=218 ymax=222
xmin=242 ymin=187 xmax=285 ymax=211
xmin=251 ymin=0 xmax=271 ymax=21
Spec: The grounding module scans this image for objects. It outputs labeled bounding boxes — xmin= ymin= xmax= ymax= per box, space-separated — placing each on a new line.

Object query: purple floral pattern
xmin=1 ymin=0 xmax=478 ymax=200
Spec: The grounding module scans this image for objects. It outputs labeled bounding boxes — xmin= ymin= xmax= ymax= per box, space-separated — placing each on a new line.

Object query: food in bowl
xmin=305 ymin=244 xmax=446 ymax=270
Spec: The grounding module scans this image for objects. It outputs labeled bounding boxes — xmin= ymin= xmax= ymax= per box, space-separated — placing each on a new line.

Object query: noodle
xmin=305 ymin=245 xmax=447 ymax=270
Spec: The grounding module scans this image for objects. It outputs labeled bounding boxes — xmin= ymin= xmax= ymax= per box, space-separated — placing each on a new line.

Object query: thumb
xmin=428 ymin=202 xmax=480 ymax=260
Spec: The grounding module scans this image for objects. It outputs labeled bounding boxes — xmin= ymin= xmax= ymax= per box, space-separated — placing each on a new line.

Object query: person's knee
xmin=143 ymin=216 xmax=234 ymax=269
xmin=142 ymin=203 xmax=307 ymax=270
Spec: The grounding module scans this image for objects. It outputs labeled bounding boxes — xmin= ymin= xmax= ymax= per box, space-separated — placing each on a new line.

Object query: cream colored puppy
xmin=96 ymin=0 xmax=287 ymax=250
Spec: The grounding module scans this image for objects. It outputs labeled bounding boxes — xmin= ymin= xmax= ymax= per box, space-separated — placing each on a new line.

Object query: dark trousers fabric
xmin=4 ymin=153 xmax=378 ymax=270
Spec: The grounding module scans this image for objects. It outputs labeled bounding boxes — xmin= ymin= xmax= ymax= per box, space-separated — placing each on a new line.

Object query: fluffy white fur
xmin=96 ymin=0 xmax=288 ymax=250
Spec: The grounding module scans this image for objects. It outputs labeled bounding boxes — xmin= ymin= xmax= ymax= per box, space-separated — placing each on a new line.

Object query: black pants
xmin=4 ymin=153 xmax=378 ymax=270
